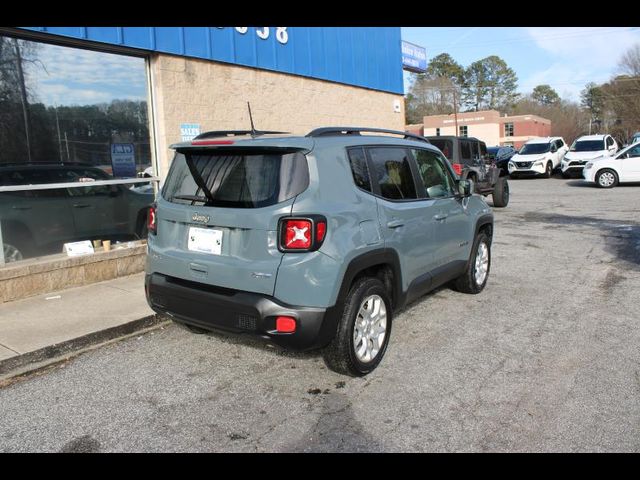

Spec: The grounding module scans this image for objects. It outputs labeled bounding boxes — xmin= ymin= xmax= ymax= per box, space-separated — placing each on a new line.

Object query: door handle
xmin=72 ymin=204 xmax=91 ymax=208
xmin=386 ymin=220 xmax=404 ymax=229
xmin=434 ymin=214 xmax=448 ymax=221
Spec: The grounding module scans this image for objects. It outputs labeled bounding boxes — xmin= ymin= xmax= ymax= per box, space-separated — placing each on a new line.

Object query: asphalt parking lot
xmin=1 ymin=175 xmax=639 ymax=452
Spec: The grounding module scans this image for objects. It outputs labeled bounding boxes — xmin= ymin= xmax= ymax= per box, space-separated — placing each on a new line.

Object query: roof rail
xmin=306 ymin=127 xmax=430 ymax=144
xmin=192 ymin=130 xmax=289 ymax=140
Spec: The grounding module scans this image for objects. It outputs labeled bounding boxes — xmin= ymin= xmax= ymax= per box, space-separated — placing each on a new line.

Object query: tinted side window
xmin=606 ymin=137 xmax=613 ymax=147
xmin=367 ymin=147 xmax=417 ymax=200
xmin=460 ymin=141 xmax=472 ymax=162
xmin=412 ymin=149 xmax=456 ymax=198
xmin=480 ymin=143 xmax=487 ymax=156
xmin=347 ymin=147 xmax=371 ymax=192
xmin=627 ymin=145 xmax=640 ymax=158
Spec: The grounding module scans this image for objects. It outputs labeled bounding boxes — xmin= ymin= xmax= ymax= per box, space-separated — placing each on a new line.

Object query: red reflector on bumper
xmin=276 ymin=316 xmax=296 ymax=333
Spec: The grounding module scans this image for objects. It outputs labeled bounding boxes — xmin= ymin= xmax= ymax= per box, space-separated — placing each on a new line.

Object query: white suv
xmin=508 ymin=137 xmax=568 ymax=178
xmin=583 ymin=141 xmax=640 ymax=188
xmin=561 ymin=134 xmax=618 ymax=178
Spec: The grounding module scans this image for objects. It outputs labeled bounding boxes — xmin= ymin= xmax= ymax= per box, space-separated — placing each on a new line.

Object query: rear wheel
xmin=596 ymin=169 xmax=618 ymax=188
xmin=492 ymin=177 xmax=509 ymax=208
xmin=323 ymin=277 xmax=392 ymax=376
xmin=2 ymin=224 xmax=34 ymax=262
xmin=3 ymin=243 xmax=24 ymax=263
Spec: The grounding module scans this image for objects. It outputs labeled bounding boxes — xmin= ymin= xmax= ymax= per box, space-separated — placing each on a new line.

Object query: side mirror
xmin=458 ymin=179 xmax=473 ymax=197
xmin=550 ymin=146 xmax=557 ymax=153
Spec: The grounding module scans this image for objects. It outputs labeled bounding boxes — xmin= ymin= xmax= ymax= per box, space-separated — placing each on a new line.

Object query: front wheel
xmin=452 ymin=232 xmax=491 ymax=294
xmin=492 ymin=177 xmax=509 ymax=208
xmin=323 ymin=277 xmax=392 ymax=377
xmin=543 ymin=162 xmax=552 ymax=178
xmin=596 ymin=169 xmax=618 ymax=188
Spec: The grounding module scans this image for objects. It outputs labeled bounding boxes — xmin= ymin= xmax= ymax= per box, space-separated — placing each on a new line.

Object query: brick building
xmin=409 ymin=110 xmax=551 ymax=149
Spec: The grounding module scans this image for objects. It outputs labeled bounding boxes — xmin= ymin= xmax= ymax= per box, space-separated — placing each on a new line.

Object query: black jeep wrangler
xmin=425 ymin=135 xmax=509 ymax=208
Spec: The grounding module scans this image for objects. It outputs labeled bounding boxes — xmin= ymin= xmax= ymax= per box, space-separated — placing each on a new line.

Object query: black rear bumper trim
xmin=145 ymin=273 xmax=336 ymax=350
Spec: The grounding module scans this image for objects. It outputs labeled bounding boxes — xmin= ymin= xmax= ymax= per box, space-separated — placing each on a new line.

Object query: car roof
xmin=525 ymin=136 xmax=561 ymax=144
xmin=426 ymin=135 xmax=483 ymax=142
xmin=171 ymin=127 xmax=435 ymax=152
xmin=576 ymin=134 xmax=607 ymax=141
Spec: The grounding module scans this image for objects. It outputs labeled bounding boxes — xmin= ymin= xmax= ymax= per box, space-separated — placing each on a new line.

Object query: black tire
xmin=323 ymin=277 xmax=392 ymax=377
xmin=452 ymin=232 xmax=491 ymax=294
xmin=543 ymin=162 xmax=553 ymax=178
xmin=595 ymin=168 xmax=618 ymax=189
xmin=492 ymin=177 xmax=509 ymax=208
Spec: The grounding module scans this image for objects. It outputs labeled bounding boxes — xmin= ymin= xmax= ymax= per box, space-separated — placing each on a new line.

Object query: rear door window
xmin=162 ymin=150 xmax=309 ymax=208
xmin=366 ymin=147 xmax=417 ymax=200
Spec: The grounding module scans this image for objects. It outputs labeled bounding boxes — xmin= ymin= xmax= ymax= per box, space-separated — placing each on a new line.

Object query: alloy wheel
xmin=353 ymin=294 xmax=387 ymax=363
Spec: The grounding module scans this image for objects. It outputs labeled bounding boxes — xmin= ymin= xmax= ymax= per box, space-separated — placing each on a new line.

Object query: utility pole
xmin=452 ymin=88 xmax=459 ymax=135
xmin=54 ymin=105 xmax=63 ymax=163
xmin=13 ymin=38 xmax=32 ymax=163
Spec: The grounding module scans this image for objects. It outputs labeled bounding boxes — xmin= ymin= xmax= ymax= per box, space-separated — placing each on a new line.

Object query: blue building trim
xmin=18 ymin=26 xmax=404 ymax=95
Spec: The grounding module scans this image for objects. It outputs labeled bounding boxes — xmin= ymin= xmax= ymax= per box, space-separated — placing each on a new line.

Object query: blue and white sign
xmin=401 ymin=41 xmax=427 ymax=73
xmin=110 ymin=143 xmax=136 ymax=178
xmin=181 ymin=123 xmax=201 ymax=142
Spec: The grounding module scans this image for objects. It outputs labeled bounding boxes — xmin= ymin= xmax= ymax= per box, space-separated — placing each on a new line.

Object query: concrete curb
xmin=0 ymin=314 xmax=168 ymax=382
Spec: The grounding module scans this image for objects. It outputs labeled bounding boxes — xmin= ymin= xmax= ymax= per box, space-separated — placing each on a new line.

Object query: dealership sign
xmin=401 ymin=41 xmax=427 ymax=73
xmin=110 ymin=143 xmax=136 ymax=178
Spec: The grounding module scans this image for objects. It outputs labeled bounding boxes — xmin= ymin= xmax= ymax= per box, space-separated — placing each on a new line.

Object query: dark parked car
xmin=0 ymin=163 xmax=154 ymax=262
xmin=486 ymin=146 xmax=517 ymax=176
xmin=425 ymin=136 xmax=509 ymax=208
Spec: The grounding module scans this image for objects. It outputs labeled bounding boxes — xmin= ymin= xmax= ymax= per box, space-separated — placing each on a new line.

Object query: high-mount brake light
xmin=452 ymin=163 xmax=463 ymax=175
xmin=191 ymin=139 xmax=235 ymax=146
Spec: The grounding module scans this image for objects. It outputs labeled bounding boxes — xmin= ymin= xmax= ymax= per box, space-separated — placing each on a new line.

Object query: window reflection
xmin=0 ymin=35 xmax=154 ymax=264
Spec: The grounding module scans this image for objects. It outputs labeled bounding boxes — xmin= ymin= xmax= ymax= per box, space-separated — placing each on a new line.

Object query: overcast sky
xmin=401 ymin=27 xmax=640 ymax=101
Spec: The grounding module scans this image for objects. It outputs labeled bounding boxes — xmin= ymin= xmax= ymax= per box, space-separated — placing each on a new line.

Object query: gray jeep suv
xmin=145 ymin=127 xmax=494 ymax=376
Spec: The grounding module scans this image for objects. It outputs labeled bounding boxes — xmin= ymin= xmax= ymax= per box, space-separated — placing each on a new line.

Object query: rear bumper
xmin=145 ymin=273 xmax=338 ymax=350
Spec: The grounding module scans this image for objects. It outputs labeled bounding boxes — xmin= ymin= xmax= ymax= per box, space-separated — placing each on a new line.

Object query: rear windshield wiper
xmin=173 ymin=194 xmax=210 ymax=203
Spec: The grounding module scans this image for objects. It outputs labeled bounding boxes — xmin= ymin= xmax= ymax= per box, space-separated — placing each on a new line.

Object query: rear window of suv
xmin=162 ymin=149 xmax=309 ymax=208
xmin=429 ymin=139 xmax=453 ymax=161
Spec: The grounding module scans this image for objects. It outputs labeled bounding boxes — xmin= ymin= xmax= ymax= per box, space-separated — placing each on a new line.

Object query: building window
xmin=0 ymin=35 xmax=155 ymax=265
xmin=505 ymin=123 xmax=514 ymax=137
xmin=435 ymin=128 xmax=440 ymax=136
xmin=459 ymin=125 xmax=468 ymax=137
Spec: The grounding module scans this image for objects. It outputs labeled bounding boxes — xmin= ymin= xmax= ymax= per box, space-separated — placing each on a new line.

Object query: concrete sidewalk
xmin=0 ymin=272 xmax=163 ymax=379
